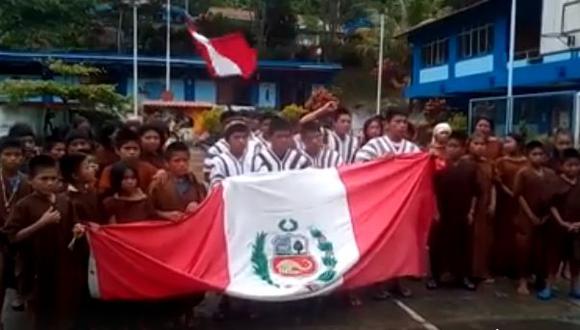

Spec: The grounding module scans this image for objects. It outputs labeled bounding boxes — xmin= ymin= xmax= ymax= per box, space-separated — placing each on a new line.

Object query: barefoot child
xmin=549 ymin=148 xmax=580 ymax=300
xmin=513 ymin=141 xmax=558 ymax=295
xmin=149 ymin=142 xmax=207 ymax=222
xmin=3 ymin=155 xmax=83 ymax=330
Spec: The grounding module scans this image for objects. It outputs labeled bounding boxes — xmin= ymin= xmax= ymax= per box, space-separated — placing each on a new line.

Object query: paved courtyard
xmin=4 ymin=279 xmax=580 ymax=329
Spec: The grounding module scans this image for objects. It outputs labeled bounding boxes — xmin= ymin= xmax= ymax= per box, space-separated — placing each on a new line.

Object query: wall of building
xmin=541 ymin=0 xmax=580 ymax=54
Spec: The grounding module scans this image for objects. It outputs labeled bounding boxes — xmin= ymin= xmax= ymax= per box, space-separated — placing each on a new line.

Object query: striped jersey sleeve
xmin=203 ymin=139 xmax=229 ymax=175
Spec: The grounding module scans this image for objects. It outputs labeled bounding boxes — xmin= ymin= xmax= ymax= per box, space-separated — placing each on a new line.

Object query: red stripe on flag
xmin=87 ymin=186 xmax=230 ymax=300
xmin=339 ymin=153 xmax=435 ymax=288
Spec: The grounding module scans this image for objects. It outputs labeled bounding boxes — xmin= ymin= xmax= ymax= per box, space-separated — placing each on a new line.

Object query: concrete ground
xmin=3 ymin=279 xmax=580 ymax=329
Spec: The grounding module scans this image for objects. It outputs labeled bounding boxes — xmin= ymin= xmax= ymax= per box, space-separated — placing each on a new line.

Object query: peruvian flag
xmin=86 ymin=153 xmax=435 ymax=301
xmin=186 ymin=20 xmax=257 ymax=79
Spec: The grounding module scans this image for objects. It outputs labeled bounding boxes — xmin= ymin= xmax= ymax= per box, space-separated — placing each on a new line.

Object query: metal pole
xmin=133 ymin=3 xmax=139 ymax=116
xmin=376 ymin=14 xmax=385 ymax=116
xmin=506 ymin=0 xmax=517 ymax=133
xmin=165 ymin=0 xmax=171 ymax=92
xmin=184 ymin=0 xmax=189 ymax=14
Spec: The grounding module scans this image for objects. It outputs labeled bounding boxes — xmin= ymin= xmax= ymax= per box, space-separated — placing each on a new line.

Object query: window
xmin=421 ymin=38 xmax=449 ymax=67
xmin=458 ymin=24 xmax=494 ymax=59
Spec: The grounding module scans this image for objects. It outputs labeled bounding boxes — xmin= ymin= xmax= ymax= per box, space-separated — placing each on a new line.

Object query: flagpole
xmin=132 ymin=2 xmax=139 ymax=116
xmin=506 ymin=0 xmax=517 ymax=133
xmin=376 ymin=14 xmax=385 ymax=116
xmin=165 ymin=0 xmax=171 ymax=92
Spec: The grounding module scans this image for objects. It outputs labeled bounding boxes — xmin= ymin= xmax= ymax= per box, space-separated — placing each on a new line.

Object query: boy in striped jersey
xmin=355 ymin=108 xmax=419 ymax=299
xmin=355 ymin=108 xmax=420 ymax=162
xmin=252 ymin=117 xmax=311 ymax=173
xmin=300 ymin=121 xmax=343 ymax=168
xmin=208 ymin=121 xmax=252 ymax=188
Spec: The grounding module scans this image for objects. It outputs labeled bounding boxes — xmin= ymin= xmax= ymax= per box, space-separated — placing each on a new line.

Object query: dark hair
xmin=300 ymin=121 xmax=321 ymax=136
xmin=363 ymin=116 xmax=383 ymax=142
xmin=8 ymin=123 xmax=35 ymax=139
xmin=384 ymin=108 xmax=408 ymax=122
xmin=525 ymin=140 xmax=545 ymax=154
xmin=44 ymin=137 xmax=64 ymax=153
xmin=506 ymin=133 xmax=525 ymax=151
xmin=72 ymin=115 xmax=90 ymax=129
xmin=334 ymin=107 xmax=351 ymax=122
xmin=165 ymin=141 xmax=190 ymax=160
xmin=269 ymin=117 xmax=292 ymax=134
xmin=146 ymin=119 xmax=170 ymax=139
xmin=114 ymin=127 xmax=140 ymax=150
xmin=29 ymin=155 xmax=57 ymax=178
xmin=260 ymin=112 xmax=277 ymax=123
xmin=448 ymin=131 xmax=468 ymax=144
xmin=138 ymin=124 xmax=165 ymax=152
xmin=562 ymin=148 xmax=580 ymax=162
xmin=474 ymin=116 xmax=495 ymax=131
xmin=97 ymin=120 xmax=121 ymax=149
xmin=220 ymin=111 xmax=243 ymax=125
xmin=109 ymin=161 xmax=139 ymax=194
xmin=65 ymin=129 xmax=91 ymax=147
xmin=59 ymin=153 xmax=88 ymax=184
xmin=554 ymin=128 xmax=573 ymax=139
xmin=0 ymin=137 xmax=23 ymax=153
xmin=224 ymin=122 xmax=249 ymax=141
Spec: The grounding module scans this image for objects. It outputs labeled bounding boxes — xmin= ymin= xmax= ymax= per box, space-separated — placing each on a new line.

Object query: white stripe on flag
xmin=223 ymin=168 xmax=360 ymax=301
xmin=191 ymin=31 xmax=242 ymax=77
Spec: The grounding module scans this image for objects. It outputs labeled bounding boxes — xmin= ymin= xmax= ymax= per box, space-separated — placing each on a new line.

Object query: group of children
xmin=429 ymin=120 xmax=580 ymax=301
xmin=1 ymin=103 xmax=578 ymax=329
xmin=0 ymin=119 xmax=207 ymax=329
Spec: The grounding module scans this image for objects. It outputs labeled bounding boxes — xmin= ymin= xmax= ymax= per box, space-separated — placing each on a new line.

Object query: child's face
xmin=227 ymin=132 xmax=249 ymax=156
xmin=167 ymin=151 xmax=190 ymax=177
xmin=334 ymin=114 xmax=352 ymax=136
xmin=445 ymin=139 xmax=464 ymax=160
xmin=121 ymin=169 xmax=138 ymax=193
xmin=555 ymin=134 xmax=573 ymax=153
xmin=562 ymin=158 xmax=580 ymax=178
xmin=18 ymin=135 xmax=36 ymax=156
xmin=503 ymin=136 xmax=518 ymax=155
xmin=387 ymin=115 xmax=409 ymax=140
xmin=140 ymin=130 xmax=161 ymax=153
xmin=68 ymin=139 xmax=91 ymax=155
xmin=30 ymin=167 xmax=59 ymax=195
xmin=116 ymin=141 xmax=141 ymax=161
xmin=302 ymin=131 xmax=323 ymax=155
xmin=527 ymin=148 xmax=545 ymax=166
xmin=270 ymin=130 xmax=292 ymax=155
xmin=1 ymin=147 xmax=24 ymax=172
xmin=75 ymin=159 xmax=96 ymax=184
xmin=469 ymin=138 xmax=487 ymax=157
xmin=49 ymin=143 xmax=66 ymax=160
xmin=475 ymin=120 xmax=492 ymax=136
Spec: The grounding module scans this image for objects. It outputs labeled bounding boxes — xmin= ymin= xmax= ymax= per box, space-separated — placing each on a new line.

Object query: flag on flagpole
xmin=185 ymin=15 xmax=257 ymax=79
xmin=86 ymin=153 xmax=435 ymax=302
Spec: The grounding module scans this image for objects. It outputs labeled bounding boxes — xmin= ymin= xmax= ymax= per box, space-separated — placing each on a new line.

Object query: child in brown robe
xmin=465 ymin=133 xmax=496 ymax=283
xmin=547 ymin=128 xmax=574 ymax=173
xmin=428 ymin=132 xmax=477 ymax=291
xmin=98 ymin=127 xmax=158 ymax=197
xmin=60 ymin=153 xmax=101 ymax=224
xmin=547 ymin=148 xmax=580 ymax=300
xmin=139 ymin=124 xmax=166 ymax=170
xmin=149 ymin=142 xmax=206 ymax=222
xmin=0 ymin=138 xmax=32 ymax=325
xmin=513 ymin=141 xmax=559 ymax=296
xmin=102 ymin=161 xmax=157 ymax=224
xmin=493 ymin=134 xmax=528 ymax=276
xmin=3 ymin=155 xmax=84 ymax=330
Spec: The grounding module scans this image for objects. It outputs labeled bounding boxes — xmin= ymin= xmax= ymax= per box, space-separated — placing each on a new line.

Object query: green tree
xmin=0 ymin=0 xmax=99 ymax=49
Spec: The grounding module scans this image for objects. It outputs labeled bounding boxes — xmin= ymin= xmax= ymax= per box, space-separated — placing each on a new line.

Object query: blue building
xmin=400 ymin=0 xmax=580 ymax=139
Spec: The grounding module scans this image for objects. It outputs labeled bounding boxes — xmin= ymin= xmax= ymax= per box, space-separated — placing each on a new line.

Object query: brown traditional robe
xmin=468 ymin=155 xmax=495 ymax=279
xmin=141 ymin=152 xmax=166 ymax=170
xmin=493 ymin=156 xmax=528 ymax=276
xmin=0 ymin=172 xmax=32 ymax=226
xmin=512 ymin=166 xmax=559 ymax=278
xmin=148 ymin=173 xmax=207 ymax=213
xmin=102 ymin=192 xmax=157 ymax=224
xmin=485 ymin=138 xmax=503 ymax=160
xmin=4 ymin=193 xmax=84 ymax=330
xmin=67 ymin=185 xmax=103 ymax=224
xmin=549 ymin=176 xmax=580 ymax=267
xmin=94 ymin=145 xmax=119 ymax=177
xmin=431 ymin=158 xmax=480 ymax=279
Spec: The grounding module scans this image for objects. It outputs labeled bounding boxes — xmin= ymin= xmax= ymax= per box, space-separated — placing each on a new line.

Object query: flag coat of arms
xmin=86 ymin=153 xmax=435 ymax=301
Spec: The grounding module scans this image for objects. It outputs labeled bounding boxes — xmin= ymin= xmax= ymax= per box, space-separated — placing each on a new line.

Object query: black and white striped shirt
xmin=355 ymin=135 xmax=420 ymax=163
xmin=252 ymin=147 xmax=311 ymax=173
xmin=209 ymin=149 xmax=254 ymax=187
xmin=325 ymin=129 xmax=360 ymax=164
xmin=203 ymin=135 xmax=264 ymax=176
xmin=302 ymin=148 xmax=343 ymax=169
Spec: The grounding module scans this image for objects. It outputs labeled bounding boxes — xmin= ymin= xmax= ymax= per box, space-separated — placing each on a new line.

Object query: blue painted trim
xmin=0 ymin=50 xmax=342 ymax=72
xmin=455 ymin=55 xmax=494 ymax=77
xmin=419 ymin=65 xmax=449 ymax=83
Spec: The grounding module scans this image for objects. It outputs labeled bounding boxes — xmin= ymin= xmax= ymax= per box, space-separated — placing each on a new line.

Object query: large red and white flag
xmin=187 ymin=23 xmax=257 ymax=79
xmin=86 ymin=153 xmax=435 ymax=301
